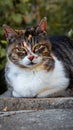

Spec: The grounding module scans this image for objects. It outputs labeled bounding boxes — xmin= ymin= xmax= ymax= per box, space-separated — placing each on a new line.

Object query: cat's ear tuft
xmin=3 ymin=24 xmax=17 ymax=42
xmin=36 ymin=17 xmax=47 ymax=34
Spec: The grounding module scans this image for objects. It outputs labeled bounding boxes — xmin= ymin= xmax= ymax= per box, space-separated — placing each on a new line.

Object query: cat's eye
xmin=35 ymin=45 xmax=40 ymax=49
xmin=34 ymin=44 xmax=46 ymax=53
xmin=34 ymin=44 xmax=43 ymax=51
xmin=19 ymin=48 xmax=27 ymax=54
xmin=14 ymin=47 xmax=27 ymax=57
xmin=17 ymin=49 xmax=27 ymax=57
xmin=15 ymin=47 xmax=26 ymax=53
xmin=19 ymin=48 xmax=25 ymax=52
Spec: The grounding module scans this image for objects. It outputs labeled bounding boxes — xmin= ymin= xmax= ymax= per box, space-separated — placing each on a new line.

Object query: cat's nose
xmin=28 ymin=55 xmax=34 ymax=61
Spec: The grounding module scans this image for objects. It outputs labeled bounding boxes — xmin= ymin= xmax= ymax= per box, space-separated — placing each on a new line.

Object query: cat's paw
xmin=12 ymin=91 xmax=21 ymax=97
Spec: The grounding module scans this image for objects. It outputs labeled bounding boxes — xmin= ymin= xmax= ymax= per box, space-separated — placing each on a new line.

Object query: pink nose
xmin=28 ymin=55 xmax=34 ymax=61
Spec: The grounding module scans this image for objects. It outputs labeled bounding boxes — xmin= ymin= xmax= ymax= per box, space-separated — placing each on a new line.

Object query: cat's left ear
xmin=3 ymin=24 xmax=17 ymax=42
xmin=36 ymin=17 xmax=47 ymax=34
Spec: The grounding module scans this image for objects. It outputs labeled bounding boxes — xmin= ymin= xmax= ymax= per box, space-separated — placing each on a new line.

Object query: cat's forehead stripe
xmin=23 ymin=41 xmax=31 ymax=52
xmin=23 ymin=41 xmax=28 ymax=48
xmin=28 ymin=34 xmax=32 ymax=40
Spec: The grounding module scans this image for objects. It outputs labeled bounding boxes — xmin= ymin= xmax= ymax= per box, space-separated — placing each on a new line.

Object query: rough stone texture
xmin=0 ymin=97 xmax=73 ymax=111
xmin=0 ymin=109 xmax=73 ymax=130
xmin=0 ymin=97 xmax=73 ymax=130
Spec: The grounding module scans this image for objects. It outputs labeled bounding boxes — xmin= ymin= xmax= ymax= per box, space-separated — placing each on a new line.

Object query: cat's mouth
xmin=26 ymin=61 xmax=44 ymax=68
xmin=27 ymin=62 xmax=37 ymax=66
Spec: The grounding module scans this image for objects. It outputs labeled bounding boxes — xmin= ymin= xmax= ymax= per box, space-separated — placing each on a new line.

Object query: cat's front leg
xmin=12 ymin=89 xmax=35 ymax=97
xmin=12 ymin=91 xmax=22 ymax=97
xmin=36 ymin=88 xmax=66 ymax=97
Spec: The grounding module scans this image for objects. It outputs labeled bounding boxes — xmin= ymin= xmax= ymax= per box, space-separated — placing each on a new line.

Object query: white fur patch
xmin=5 ymin=57 xmax=69 ymax=97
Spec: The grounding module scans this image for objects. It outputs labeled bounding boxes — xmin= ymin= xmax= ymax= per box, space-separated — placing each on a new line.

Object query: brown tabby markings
xmin=5 ymin=28 xmax=54 ymax=71
xmin=3 ymin=17 xmax=73 ymax=97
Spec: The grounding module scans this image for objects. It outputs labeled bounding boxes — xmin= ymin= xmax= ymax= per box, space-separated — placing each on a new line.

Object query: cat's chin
xmin=18 ymin=61 xmax=43 ymax=69
xmin=27 ymin=62 xmax=36 ymax=66
xmin=25 ymin=62 xmax=41 ymax=68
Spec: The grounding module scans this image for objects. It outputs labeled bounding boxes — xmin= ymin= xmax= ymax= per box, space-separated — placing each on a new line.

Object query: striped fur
xmin=49 ymin=35 xmax=73 ymax=89
xmin=3 ymin=18 xmax=73 ymax=97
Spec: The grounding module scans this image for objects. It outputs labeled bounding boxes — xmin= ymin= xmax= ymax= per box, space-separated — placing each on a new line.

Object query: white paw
xmin=12 ymin=91 xmax=21 ymax=97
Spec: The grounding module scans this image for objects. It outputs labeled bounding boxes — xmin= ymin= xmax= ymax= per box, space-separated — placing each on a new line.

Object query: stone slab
xmin=0 ymin=97 xmax=73 ymax=111
xmin=0 ymin=109 xmax=73 ymax=130
xmin=0 ymin=98 xmax=73 ymax=130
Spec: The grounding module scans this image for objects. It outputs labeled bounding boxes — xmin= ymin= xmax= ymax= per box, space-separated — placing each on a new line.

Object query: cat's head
xmin=3 ymin=17 xmax=54 ymax=70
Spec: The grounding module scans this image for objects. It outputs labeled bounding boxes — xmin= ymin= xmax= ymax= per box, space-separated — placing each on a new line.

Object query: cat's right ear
xmin=3 ymin=24 xmax=17 ymax=42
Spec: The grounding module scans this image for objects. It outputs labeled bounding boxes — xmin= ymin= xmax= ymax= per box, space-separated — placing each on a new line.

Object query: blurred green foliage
xmin=0 ymin=0 xmax=73 ymax=94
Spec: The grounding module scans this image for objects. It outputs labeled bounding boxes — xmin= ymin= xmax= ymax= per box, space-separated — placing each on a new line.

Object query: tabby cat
xmin=3 ymin=17 xmax=73 ymax=97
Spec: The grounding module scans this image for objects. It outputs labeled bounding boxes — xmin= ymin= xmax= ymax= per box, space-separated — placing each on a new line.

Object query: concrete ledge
xmin=0 ymin=97 xmax=73 ymax=111
xmin=0 ymin=97 xmax=73 ymax=130
xmin=0 ymin=109 xmax=73 ymax=130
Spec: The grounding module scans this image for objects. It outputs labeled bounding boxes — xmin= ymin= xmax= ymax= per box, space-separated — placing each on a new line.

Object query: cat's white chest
xmin=6 ymin=58 xmax=69 ymax=97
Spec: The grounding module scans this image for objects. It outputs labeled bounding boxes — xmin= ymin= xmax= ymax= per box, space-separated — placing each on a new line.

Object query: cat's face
xmin=3 ymin=18 xmax=54 ymax=70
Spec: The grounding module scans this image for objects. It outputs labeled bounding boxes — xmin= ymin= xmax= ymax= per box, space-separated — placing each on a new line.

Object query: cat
xmin=2 ymin=17 xmax=73 ymax=97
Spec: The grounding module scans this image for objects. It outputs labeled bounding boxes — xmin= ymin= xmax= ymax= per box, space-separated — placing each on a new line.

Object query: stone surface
xmin=0 ymin=97 xmax=73 ymax=130
xmin=0 ymin=97 xmax=73 ymax=111
xmin=0 ymin=109 xmax=73 ymax=130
